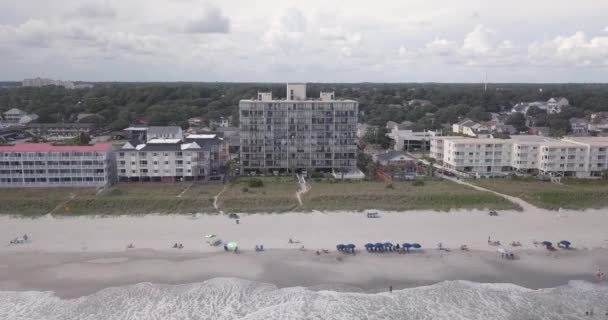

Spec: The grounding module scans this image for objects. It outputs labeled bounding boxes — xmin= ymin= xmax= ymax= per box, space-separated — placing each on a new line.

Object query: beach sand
xmin=0 ymin=208 xmax=607 ymax=298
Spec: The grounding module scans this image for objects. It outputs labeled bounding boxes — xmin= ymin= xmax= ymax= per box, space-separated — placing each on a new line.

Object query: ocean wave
xmin=0 ymin=278 xmax=606 ymax=320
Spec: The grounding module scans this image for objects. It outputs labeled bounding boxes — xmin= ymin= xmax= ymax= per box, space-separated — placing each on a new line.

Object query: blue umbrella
xmin=403 ymin=243 xmax=412 ymax=252
xmin=411 ymin=243 xmax=422 ymax=249
xmin=559 ymin=240 xmax=571 ymax=248
xmin=346 ymin=244 xmax=356 ymax=253
xmin=375 ymin=242 xmax=385 ymax=251
xmin=541 ymin=241 xmax=552 ymax=247
xmin=365 ymin=243 xmax=373 ymax=251
xmin=336 ymin=244 xmax=345 ymax=251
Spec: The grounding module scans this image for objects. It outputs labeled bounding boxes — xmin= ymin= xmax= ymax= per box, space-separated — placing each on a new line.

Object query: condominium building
xmin=0 ymin=143 xmax=114 ymax=187
xmin=239 ymin=83 xmax=358 ymax=174
xmin=439 ymin=138 xmax=512 ymax=175
xmin=117 ymin=134 xmax=228 ymax=182
xmin=431 ymin=135 xmax=608 ymax=177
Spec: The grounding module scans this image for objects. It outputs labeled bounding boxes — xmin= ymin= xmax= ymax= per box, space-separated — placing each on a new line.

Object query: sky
xmin=0 ymin=0 xmax=607 ymax=82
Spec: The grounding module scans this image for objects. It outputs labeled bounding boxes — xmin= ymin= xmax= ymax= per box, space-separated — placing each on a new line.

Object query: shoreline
xmin=1 ymin=248 xmax=606 ymax=299
xmin=0 ymin=209 xmax=607 ymax=299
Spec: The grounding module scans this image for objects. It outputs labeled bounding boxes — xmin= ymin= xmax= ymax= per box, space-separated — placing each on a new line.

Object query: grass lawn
xmin=470 ymin=177 xmax=608 ymax=210
xmin=217 ymin=177 xmax=299 ymax=213
xmin=0 ymin=183 xmax=223 ymax=216
xmin=299 ymin=178 xmax=517 ymax=211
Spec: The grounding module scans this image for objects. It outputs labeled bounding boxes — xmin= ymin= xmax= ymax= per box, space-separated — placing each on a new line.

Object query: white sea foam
xmin=1 ymin=278 xmax=607 ymax=320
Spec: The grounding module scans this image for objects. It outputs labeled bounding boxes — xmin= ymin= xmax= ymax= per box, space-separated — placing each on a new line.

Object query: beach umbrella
xmin=541 ymin=241 xmax=552 ymax=247
xmin=403 ymin=243 xmax=412 ymax=252
xmin=226 ymin=241 xmax=238 ymax=251
xmin=365 ymin=243 xmax=373 ymax=251
xmin=383 ymin=242 xmax=394 ymax=247
xmin=559 ymin=240 xmax=571 ymax=248
xmin=346 ymin=244 xmax=356 ymax=253
xmin=411 ymin=243 xmax=421 ymax=249
xmin=375 ymin=242 xmax=385 ymax=251
xmin=336 ymin=244 xmax=345 ymax=251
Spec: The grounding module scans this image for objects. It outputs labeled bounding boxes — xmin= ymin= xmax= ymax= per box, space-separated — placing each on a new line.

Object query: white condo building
xmin=431 ymin=135 xmax=608 ymax=177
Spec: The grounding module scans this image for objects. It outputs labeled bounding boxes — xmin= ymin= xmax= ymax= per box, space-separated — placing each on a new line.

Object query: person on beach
xmin=23 ymin=234 xmax=28 ymax=241
xmin=389 ymin=286 xmax=393 ymax=293
xmin=173 ymin=243 xmax=178 ymax=248
xmin=596 ymin=268 xmax=605 ymax=281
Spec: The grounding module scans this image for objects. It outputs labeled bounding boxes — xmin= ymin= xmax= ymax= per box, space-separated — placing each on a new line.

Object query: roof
xmin=569 ymin=117 xmax=588 ymax=125
xmin=184 ymin=136 xmax=226 ymax=151
xmin=147 ymin=126 xmax=182 ymax=135
xmin=187 ymin=134 xmax=217 ymax=139
xmin=0 ymin=143 xmax=112 ymax=152
xmin=29 ymin=123 xmax=94 ymax=128
xmin=456 ymin=119 xmax=476 ymax=127
xmin=376 ymin=151 xmax=415 ymax=162
xmin=562 ymin=137 xmax=608 ymax=146
xmin=3 ymin=108 xmax=26 ymax=115
xmin=124 ymin=127 xmax=148 ymax=131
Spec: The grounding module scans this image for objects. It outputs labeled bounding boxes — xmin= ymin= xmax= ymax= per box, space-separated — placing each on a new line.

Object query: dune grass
xmin=470 ymin=177 xmax=608 ymax=210
xmin=217 ymin=177 xmax=299 ymax=213
xmin=0 ymin=183 xmax=223 ymax=216
xmin=299 ymin=178 xmax=517 ymax=211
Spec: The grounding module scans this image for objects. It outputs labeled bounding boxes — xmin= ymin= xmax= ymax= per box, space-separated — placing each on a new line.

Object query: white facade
xmin=320 ymin=91 xmax=335 ymax=101
xmin=547 ymin=97 xmax=569 ymax=114
xmin=286 ymin=83 xmax=307 ymax=100
xmin=3 ymin=108 xmax=27 ymax=123
xmin=431 ymin=135 xmax=608 ymax=177
xmin=388 ymin=128 xmax=437 ymax=151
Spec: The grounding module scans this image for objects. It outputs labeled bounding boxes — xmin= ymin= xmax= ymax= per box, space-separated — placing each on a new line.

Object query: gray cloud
xmin=71 ymin=2 xmax=117 ymax=19
xmin=182 ymin=4 xmax=230 ymax=33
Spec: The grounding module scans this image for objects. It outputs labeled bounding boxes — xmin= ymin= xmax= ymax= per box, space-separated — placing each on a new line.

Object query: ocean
xmin=1 ymin=278 xmax=607 ymax=319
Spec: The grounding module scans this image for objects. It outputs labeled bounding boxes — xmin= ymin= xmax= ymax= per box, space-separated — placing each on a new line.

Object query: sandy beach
xmin=1 ymin=208 xmax=607 ymax=298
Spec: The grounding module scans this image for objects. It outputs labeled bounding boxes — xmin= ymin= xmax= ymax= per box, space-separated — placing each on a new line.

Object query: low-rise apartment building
xmin=117 ymin=134 xmax=228 ymax=182
xmin=431 ymin=135 xmax=608 ymax=177
xmin=0 ymin=143 xmax=114 ymax=187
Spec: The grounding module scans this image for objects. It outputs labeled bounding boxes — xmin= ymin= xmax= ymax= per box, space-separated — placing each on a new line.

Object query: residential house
xmin=547 ymin=97 xmax=569 ymax=114
xmin=373 ymin=151 xmax=417 ymax=178
xmin=211 ymin=117 xmax=230 ymax=129
xmin=569 ymin=118 xmax=589 ymax=136
xmin=3 ymin=108 xmax=38 ymax=125
xmin=188 ymin=117 xmax=204 ymax=127
xmin=387 ymin=127 xmax=437 ymax=152
xmin=452 ymin=119 xmax=489 ymax=137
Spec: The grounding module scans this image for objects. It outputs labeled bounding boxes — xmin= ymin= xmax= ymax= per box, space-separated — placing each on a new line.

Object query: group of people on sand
xmin=9 ymin=234 xmax=28 ymax=245
xmin=173 ymin=243 xmax=184 ymax=249
xmin=315 ymin=249 xmax=330 ymax=255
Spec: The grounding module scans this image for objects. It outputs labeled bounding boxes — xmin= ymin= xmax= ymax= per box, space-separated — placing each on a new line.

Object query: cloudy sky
xmin=1 ymin=0 xmax=607 ymax=82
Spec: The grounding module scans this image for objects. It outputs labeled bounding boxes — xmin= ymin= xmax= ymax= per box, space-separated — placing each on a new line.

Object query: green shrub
xmin=241 ymin=187 xmax=249 ymax=193
xmin=385 ymin=183 xmax=394 ymax=189
xmin=247 ymin=178 xmax=264 ymax=188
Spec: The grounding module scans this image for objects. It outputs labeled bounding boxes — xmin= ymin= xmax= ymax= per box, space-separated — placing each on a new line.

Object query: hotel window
xmin=139 ymin=152 xmax=146 ymax=157
xmin=119 ymin=152 xmax=124 ymax=157
xmin=153 ymin=153 xmax=158 ymax=156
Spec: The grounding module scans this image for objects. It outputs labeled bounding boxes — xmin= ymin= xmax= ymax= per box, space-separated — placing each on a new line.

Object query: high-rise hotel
xmin=239 ymin=83 xmax=358 ymax=174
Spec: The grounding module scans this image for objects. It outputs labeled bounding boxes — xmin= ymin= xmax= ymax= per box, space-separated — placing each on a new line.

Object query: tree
xmin=73 ymin=132 xmax=91 ymax=145
xmin=506 ymin=113 xmax=527 ymax=132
